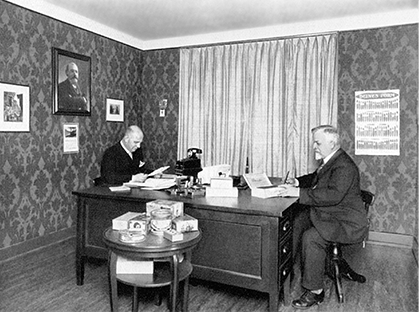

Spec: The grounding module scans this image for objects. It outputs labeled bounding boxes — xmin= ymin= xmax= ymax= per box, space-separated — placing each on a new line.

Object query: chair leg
xmin=333 ymin=260 xmax=344 ymax=303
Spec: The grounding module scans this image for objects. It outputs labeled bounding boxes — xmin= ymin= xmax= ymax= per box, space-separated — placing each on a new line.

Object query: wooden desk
xmin=73 ymin=186 xmax=297 ymax=312
xmin=103 ymin=228 xmax=201 ymax=312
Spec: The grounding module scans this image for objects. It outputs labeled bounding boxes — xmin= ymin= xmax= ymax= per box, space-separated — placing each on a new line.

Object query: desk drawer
xmin=279 ymin=215 xmax=292 ymax=241
xmin=279 ymin=255 xmax=292 ymax=285
xmin=279 ymin=232 xmax=292 ymax=263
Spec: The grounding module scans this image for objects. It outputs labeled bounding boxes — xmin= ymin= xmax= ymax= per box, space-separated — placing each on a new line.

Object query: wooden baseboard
xmin=413 ymin=236 xmax=418 ymax=264
xmin=0 ymin=227 xmax=75 ymax=262
xmin=367 ymin=231 xmax=414 ymax=248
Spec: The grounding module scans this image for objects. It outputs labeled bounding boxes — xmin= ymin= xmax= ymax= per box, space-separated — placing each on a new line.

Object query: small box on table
xmin=112 ymin=212 xmax=143 ymax=230
xmin=172 ymin=214 xmax=198 ymax=233
xmin=128 ymin=213 xmax=151 ymax=235
xmin=146 ymin=199 xmax=184 ymax=218
xmin=163 ymin=229 xmax=184 ymax=242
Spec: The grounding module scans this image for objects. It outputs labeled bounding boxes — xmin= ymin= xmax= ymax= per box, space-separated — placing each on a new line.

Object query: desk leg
xmin=282 ymin=273 xmax=291 ymax=306
xmin=76 ymin=197 xmax=86 ymax=285
xmin=268 ymin=291 xmax=279 ymax=312
xmin=171 ymin=254 xmax=179 ymax=312
xmin=108 ymin=251 xmax=118 ymax=312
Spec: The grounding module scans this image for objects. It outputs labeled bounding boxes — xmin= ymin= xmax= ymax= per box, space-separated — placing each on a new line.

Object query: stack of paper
xmin=147 ymin=166 xmax=170 ymax=177
xmin=116 ymin=256 xmax=153 ymax=274
xmin=205 ymin=177 xmax=238 ymax=197
xmin=109 ymin=185 xmax=131 ymax=192
xmin=124 ymin=178 xmax=176 ymax=190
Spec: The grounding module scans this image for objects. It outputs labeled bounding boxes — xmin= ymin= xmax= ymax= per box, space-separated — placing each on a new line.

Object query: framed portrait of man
xmin=52 ymin=48 xmax=91 ymax=116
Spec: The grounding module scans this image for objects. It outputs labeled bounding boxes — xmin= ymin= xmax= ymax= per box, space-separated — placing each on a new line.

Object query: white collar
xmin=120 ymin=141 xmax=132 ymax=158
xmin=322 ymin=149 xmax=338 ymax=165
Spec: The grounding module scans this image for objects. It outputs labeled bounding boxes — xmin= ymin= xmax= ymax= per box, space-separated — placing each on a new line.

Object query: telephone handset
xmin=187 ymin=148 xmax=202 ymax=159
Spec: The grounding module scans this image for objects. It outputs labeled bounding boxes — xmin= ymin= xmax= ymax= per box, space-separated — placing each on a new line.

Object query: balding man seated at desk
xmin=98 ymin=125 xmax=149 ymax=185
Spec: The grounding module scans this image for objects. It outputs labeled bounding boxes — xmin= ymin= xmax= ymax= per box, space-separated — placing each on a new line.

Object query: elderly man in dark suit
xmin=278 ymin=125 xmax=368 ymax=309
xmin=58 ymin=62 xmax=88 ymax=111
xmin=99 ymin=125 xmax=149 ymax=185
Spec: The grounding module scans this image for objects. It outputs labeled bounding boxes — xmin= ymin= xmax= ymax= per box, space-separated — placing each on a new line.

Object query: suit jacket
xmin=58 ymin=79 xmax=87 ymax=111
xmin=100 ymin=142 xmax=146 ymax=185
xmin=297 ymin=148 xmax=368 ymax=244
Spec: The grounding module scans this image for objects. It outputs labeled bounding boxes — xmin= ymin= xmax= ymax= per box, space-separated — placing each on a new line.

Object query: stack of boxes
xmin=111 ymin=199 xmax=199 ymax=274
xmin=205 ymin=177 xmax=238 ymax=197
xmin=112 ymin=199 xmax=199 ymax=242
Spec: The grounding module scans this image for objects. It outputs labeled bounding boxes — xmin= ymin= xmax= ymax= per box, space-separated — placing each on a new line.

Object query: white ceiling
xmin=7 ymin=0 xmax=418 ymax=50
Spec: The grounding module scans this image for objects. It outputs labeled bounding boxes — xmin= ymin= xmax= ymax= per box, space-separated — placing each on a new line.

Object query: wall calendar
xmin=355 ymin=89 xmax=400 ymax=156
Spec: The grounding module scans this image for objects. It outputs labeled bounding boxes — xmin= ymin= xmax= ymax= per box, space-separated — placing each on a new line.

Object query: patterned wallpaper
xmin=338 ymin=24 xmax=418 ymax=237
xmin=0 ymin=1 xmax=144 ymax=259
xmin=140 ymin=49 xmax=180 ymax=172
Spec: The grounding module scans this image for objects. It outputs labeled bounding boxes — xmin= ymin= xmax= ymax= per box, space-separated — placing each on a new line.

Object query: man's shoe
xmin=340 ymin=270 xmax=366 ymax=283
xmin=338 ymin=259 xmax=366 ymax=283
xmin=292 ymin=290 xmax=324 ymax=309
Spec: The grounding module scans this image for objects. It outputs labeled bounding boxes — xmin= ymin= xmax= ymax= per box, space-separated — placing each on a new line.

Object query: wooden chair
xmin=329 ymin=190 xmax=375 ymax=303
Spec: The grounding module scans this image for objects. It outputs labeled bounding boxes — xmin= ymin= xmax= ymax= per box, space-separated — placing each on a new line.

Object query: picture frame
xmin=63 ymin=123 xmax=79 ymax=154
xmin=106 ymin=98 xmax=124 ymax=122
xmin=52 ymin=48 xmax=91 ymax=116
xmin=0 ymin=82 xmax=30 ymax=132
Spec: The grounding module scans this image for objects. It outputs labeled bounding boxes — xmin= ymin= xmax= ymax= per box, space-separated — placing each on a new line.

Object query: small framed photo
xmin=0 ymin=82 xmax=30 ymax=132
xmin=52 ymin=48 xmax=91 ymax=116
xmin=106 ymin=98 xmax=124 ymax=122
xmin=63 ymin=123 xmax=79 ymax=154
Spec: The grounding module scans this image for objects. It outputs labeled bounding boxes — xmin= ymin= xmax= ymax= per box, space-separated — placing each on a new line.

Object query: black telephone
xmin=175 ymin=148 xmax=203 ymax=178
xmin=187 ymin=147 xmax=202 ymax=159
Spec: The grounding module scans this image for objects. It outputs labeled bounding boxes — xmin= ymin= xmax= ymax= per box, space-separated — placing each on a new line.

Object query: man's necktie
xmin=317 ymin=160 xmax=325 ymax=173
xmin=312 ymin=160 xmax=324 ymax=188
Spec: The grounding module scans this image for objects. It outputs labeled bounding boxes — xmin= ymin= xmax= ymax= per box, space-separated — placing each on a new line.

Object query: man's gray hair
xmin=311 ymin=125 xmax=341 ymax=145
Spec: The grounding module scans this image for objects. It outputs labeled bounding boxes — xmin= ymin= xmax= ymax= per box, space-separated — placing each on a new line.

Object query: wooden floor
xmin=0 ymin=238 xmax=417 ymax=312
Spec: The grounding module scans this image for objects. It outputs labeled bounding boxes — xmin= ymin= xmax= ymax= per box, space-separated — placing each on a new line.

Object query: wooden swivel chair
xmin=329 ymin=190 xmax=375 ymax=303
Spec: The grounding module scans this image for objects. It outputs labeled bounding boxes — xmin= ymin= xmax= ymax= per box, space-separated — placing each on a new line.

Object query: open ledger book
xmin=243 ymin=173 xmax=286 ymax=198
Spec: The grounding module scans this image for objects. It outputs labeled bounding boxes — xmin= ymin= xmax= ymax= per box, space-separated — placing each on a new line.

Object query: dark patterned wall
xmin=338 ymin=24 xmax=418 ymax=238
xmin=141 ymin=49 xmax=180 ymax=172
xmin=0 ymin=1 xmax=143 ymax=259
xmin=1 ymin=0 xmax=417 ymax=261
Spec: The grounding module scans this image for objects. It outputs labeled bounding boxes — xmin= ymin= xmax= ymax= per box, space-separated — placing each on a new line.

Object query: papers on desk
xmin=147 ymin=166 xmax=170 ymax=177
xmin=123 ymin=178 xmax=176 ymax=190
xmin=109 ymin=185 xmax=131 ymax=192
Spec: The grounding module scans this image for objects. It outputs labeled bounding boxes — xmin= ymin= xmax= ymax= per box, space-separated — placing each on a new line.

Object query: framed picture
xmin=52 ymin=48 xmax=91 ymax=116
xmin=63 ymin=123 xmax=79 ymax=154
xmin=0 ymin=82 xmax=30 ymax=132
xmin=106 ymin=98 xmax=124 ymax=122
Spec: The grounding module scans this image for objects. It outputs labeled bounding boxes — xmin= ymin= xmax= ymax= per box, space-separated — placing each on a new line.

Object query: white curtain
xmin=179 ymin=34 xmax=337 ymax=177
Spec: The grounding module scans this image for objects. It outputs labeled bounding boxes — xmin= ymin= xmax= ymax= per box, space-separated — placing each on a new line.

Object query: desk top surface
xmin=73 ymin=186 xmax=298 ymax=218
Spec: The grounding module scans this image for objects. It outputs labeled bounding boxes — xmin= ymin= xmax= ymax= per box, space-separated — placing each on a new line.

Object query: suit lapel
xmin=317 ymin=148 xmax=343 ymax=178
xmin=312 ymin=149 xmax=344 ymax=187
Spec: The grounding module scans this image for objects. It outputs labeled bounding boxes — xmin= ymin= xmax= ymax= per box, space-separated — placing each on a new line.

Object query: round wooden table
xmin=103 ymin=228 xmax=201 ymax=312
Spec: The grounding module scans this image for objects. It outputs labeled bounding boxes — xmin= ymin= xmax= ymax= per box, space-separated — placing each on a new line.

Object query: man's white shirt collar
xmin=323 ymin=149 xmax=338 ymax=165
xmin=120 ymin=141 xmax=132 ymax=159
